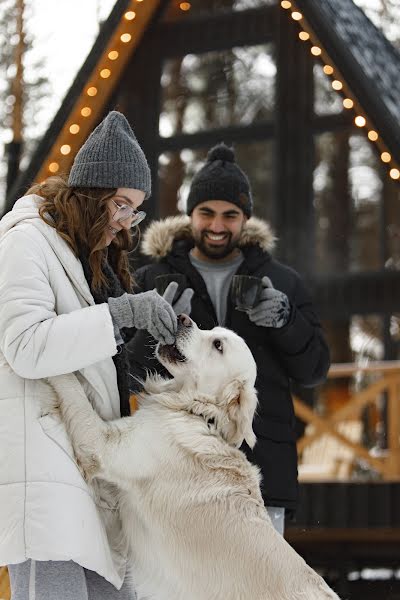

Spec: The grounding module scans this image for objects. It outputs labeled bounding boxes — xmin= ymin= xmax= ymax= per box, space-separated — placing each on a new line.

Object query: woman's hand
xmin=108 ymin=291 xmax=177 ymax=345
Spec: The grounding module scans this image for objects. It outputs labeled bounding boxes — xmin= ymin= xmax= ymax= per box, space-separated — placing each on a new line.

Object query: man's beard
xmin=193 ymin=230 xmax=240 ymax=260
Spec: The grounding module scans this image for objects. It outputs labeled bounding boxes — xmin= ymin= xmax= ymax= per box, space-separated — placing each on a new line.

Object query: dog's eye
xmin=213 ymin=339 xmax=223 ymax=353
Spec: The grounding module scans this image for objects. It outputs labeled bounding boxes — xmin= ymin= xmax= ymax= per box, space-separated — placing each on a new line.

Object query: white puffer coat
xmin=0 ymin=195 xmax=127 ymax=587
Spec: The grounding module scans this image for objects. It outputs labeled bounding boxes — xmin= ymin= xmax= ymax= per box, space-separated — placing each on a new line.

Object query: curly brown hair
xmin=27 ymin=176 xmax=136 ymax=292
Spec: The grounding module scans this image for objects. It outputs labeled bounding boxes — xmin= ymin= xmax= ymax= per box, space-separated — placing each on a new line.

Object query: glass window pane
xmin=314 ymin=131 xmax=383 ymax=275
xmin=160 ymin=44 xmax=276 ymax=137
xmin=158 ymin=140 xmax=275 ymax=220
xmin=164 ymin=0 xmax=276 ymax=22
xmin=314 ymin=64 xmax=344 ymax=116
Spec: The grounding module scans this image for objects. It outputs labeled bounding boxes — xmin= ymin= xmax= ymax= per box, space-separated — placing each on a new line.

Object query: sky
xmin=24 ymin=0 xmax=115 ymax=137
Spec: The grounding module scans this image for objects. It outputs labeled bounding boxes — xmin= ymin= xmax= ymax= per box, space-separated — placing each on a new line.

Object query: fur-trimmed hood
xmin=141 ymin=215 xmax=276 ymax=260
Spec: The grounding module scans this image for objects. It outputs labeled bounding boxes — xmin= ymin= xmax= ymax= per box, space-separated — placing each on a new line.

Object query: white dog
xmin=47 ymin=315 xmax=340 ymax=600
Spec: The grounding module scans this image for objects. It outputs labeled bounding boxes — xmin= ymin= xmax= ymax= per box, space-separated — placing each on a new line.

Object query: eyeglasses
xmin=111 ymin=199 xmax=146 ymax=228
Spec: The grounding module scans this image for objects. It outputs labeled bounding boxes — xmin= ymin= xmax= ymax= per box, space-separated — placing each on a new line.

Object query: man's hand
xmin=248 ymin=276 xmax=291 ymax=328
xmin=163 ymin=281 xmax=194 ymax=316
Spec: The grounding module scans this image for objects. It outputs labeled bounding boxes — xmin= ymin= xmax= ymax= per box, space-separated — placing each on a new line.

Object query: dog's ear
xmin=222 ymin=380 xmax=258 ymax=448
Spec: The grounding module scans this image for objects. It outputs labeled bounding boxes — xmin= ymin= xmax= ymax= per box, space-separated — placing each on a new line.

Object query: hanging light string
xmin=40 ymin=0 xmax=157 ymax=182
xmin=280 ymin=0 xmax=400 ymax=181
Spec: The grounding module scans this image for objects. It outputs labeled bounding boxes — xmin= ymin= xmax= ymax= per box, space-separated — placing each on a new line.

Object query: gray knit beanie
xmin=68 ymin=111 xmax=151 ymax=198
xmin=186 ymin=143 xmax=253 ymax=217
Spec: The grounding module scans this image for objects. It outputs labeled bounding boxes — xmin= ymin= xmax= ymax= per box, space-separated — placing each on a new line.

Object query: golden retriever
xmin=47 ymin=315 xmax=340 ymax=600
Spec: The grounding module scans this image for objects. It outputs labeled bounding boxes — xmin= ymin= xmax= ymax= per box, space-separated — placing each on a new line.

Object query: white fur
xmin=47 ymin=320 xmax=340 ymax=600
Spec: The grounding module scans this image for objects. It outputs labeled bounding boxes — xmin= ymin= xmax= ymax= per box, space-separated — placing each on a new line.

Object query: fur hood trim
xmin=141 ymin=215 xmax=276 ymax=260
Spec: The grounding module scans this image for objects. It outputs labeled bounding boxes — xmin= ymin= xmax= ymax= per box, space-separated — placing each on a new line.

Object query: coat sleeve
xmin=267 ymin=276 xmax=330 ymax=386
xmin=0 ymin=230 xmax=118 ymax=379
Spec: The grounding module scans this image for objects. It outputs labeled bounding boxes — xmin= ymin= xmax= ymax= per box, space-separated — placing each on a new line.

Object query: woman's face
xmin=105 ymin=187 xmax=145 ymax=246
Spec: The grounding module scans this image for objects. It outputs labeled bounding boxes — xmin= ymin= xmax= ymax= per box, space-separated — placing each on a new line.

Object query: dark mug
xmin=154 ymin=273 xmax=188 ymax=302
xmin=231 ymin=275 xmax=262 ymax=313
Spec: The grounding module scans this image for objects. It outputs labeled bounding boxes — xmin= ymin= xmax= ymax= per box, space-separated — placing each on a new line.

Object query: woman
xmin=0 ymin=111 xmax=177 ymax=599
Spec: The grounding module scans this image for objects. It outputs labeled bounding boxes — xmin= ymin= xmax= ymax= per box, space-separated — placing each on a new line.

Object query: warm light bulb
xmin=81 ymin=107 xmax=92 ymax=117
xmin=69 ymin=124 xmax=80 ymax=134
xmin=368 ymin=130 xmax=378 ymax=141
xmin=323 ymin=65 xmax=334 ymax=75
xmin=281 ymin=1 xmax=292 ymax=8
xmin=100 ymin=68 xmax=111 ymax=79
xmin=381 ymin=152 xmax=391 ymax=163
xmin=179 ymin=2 xmax=191 ymax=10
xmin=108 ymin=50 xmax=119 ymax=60
xmin=311 ymin=46 xmax=322 ymax=56
xmin=87 ymin=86 xmax=97 ymax=97
xmin=291 ymin=11 xmax=302 ymax=20
xmin=390 ymin=168 xmax=400 ymax=180
xmin=299 ymin=31 xmax=310 ymax=41
xmin=49 ymin=162 xmax=59 ymax=173
xmin=120 ymin=33 xmax=132 ymax=43
xmin=355 ymin=116 xmax=366 ymax=127
xmin=332 ymin=80 xmax=343 ymax=90
xmin=124 ymin=11 xmax=136 ymax=20
xmin=343 ymin=98 xmax=354 ymax=109
xmin=60 ymin=144 xmax=71 ymax=155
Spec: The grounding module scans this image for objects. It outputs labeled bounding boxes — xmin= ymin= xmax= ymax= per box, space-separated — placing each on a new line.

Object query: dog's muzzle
xmin=157 ymin=314 xmax=192 ymax=363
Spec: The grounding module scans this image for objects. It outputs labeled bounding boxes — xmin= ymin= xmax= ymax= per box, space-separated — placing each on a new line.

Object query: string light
xmin=179 ymin=2 xmax=191 ymax=10
xmin=48 ymin=162 xmax=59 ymax=173
xmin=100 ymin=68 xmax=111 ymax=79
xmin=108 ymin=50 xmax=119 ymax=60
xmin=332 ymin=80 xmax=343 ymax=91
xmin=69 ymin=124 xmax=80 ymax=134
xmin=280 ymin=3 xmax=399 ymax=184
xmin=124 ymin=11 xmax=136 ymax=20
xmin=86 ymin=86 xmax=97 ymax=96
xmin=60 ymin=144 xmax=71 ymax=155
xmin=355 ymin=116 xmax=366 ymax=127
xmin=120 ymin=33 xmax=132 ymax=43
xmin=81 ymin=107 xmax=92 ymax=117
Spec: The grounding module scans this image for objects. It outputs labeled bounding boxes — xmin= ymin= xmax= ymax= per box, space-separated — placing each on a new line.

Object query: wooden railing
xmin=294 ymin=361 xmax=400 ymax=481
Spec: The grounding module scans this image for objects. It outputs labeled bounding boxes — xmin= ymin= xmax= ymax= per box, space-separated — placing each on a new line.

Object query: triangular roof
xmin=4 ymin=0 xmax=399 ymax=213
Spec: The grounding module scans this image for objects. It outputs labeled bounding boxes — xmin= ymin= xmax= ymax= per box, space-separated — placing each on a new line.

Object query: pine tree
xmin=0 ymin=0 xmax=51 ymax=209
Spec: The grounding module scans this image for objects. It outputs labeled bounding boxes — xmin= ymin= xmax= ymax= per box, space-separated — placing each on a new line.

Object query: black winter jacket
xmin=127 ymin=216 xmax=330 ymax=511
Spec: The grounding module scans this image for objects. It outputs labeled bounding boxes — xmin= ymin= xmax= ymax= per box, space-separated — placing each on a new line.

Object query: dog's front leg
xmin=47 ymin=374 xmax=136 ymax=485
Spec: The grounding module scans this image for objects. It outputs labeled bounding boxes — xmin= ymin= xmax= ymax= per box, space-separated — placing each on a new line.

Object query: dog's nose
xmin=178 ymin=314 xmax=192 ymax=327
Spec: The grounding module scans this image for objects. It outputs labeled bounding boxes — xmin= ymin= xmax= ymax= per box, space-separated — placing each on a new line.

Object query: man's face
xmin=191 ymin=200 xmax=247 ymax=260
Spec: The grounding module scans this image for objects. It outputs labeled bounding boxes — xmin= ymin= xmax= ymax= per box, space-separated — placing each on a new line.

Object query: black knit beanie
xmin=186 ymin=143 xmax=253 ymax=217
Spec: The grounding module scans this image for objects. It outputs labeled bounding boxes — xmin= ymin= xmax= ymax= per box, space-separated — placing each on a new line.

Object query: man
xmin=127 ymin=143 xmax=330 ymax=533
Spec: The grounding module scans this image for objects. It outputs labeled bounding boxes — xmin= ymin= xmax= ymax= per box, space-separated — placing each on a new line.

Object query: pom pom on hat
xmin=206 ymin=143 xmax=235 ymax=163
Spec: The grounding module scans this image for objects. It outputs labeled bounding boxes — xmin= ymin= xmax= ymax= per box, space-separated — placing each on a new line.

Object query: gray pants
xmin=8 ymin=559 xmax=135 ymax=600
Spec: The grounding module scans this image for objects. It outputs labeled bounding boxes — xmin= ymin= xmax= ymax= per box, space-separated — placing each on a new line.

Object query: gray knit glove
xmin=162 ymin=281 xmax=194 ymax=316
xmin=248 ymin=276 xmax=291 ymax=329
xmin=108 ymin=291 xmax=177 ymax=345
